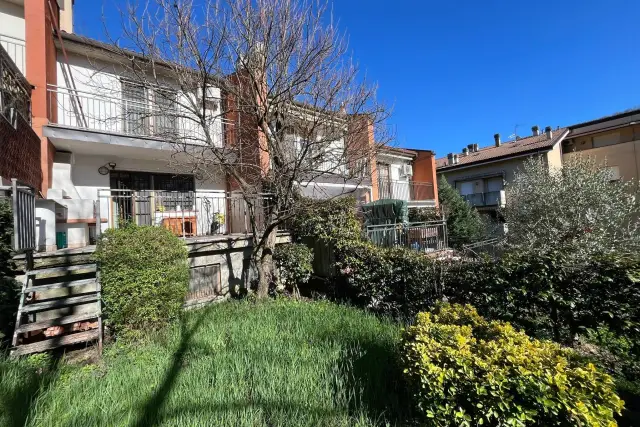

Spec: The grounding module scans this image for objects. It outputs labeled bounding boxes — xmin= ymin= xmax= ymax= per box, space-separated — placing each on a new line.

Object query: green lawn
xmin=0 ymin=299 xmax=410 ymax=427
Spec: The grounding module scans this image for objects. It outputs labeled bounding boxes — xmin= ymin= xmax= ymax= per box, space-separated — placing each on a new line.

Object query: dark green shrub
xmin=402 ymin=304 xmax=624 ymax=426
xmin=274 ymin=243 xmax=313 ymax=295
xmin=290 ymin=196 xmax=361 ymax=244
xmin=0 ymin=199 xmax=18 ymax=346
xmin=93 ymin=225 xmax=189 ymax=337
xmin=334 ymin=240 xmax=443 ymax=319
xmin=444 ymin=250 xmax=640 ymax=344
xmin=438 ymin=176 xmax=485 ymax=248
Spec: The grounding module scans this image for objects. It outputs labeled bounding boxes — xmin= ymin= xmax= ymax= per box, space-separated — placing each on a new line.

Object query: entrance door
xmin=109 ymin=171 xmax=152 ymax=226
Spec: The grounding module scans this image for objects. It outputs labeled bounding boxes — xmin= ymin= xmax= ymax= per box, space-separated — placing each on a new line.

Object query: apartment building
xmin=436 ymin=126 xmax=567 ymax=215
xmin=562 ymin=108 xmax=640 ymax=183
xmin=436 ymin=108 xmax=640 ymax=216
xmin=0 ymin=0 xmax=397 ymax=252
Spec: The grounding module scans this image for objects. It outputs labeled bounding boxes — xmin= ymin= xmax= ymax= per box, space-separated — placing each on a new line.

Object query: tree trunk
xmin=256 ymin=225 xmax=277 ymax=298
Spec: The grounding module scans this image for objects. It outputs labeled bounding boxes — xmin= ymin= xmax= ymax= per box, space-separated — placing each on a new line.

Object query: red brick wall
xmin=0 ymin=115 xmax=42 ymax=190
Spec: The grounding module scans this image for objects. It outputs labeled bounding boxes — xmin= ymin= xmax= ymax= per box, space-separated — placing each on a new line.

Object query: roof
xmin=436 ymin=128 xmax=569 ymax=170
xmin=568 ymin=107 xmax=640 ymax=129
xmin=380 ymin=145 xmax=417 ymax=158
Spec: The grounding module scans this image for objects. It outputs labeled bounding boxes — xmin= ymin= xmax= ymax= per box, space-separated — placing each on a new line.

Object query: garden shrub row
xmin=333 ymin=240 xmax=442 ymax=320
xmin=401 ymin=304 xmax=624 ymax=426
xmin=443 ymin=250 xmax=640 ymax=345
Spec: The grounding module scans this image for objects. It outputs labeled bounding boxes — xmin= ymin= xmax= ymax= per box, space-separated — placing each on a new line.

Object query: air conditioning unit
xmin=402 ymin=164 xmax=413 ymax=176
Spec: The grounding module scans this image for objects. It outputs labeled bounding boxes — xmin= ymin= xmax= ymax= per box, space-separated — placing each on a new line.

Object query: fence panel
xmin=366 ymin=220 xmax=448 ymax=252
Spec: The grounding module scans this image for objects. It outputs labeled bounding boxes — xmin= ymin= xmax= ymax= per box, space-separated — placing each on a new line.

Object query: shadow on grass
xmin=335 ymin=338 xmax=413 ymax=426
xmin=131 ymin=304 xmax=214 ymax=427
xmin=0 ymin=353 xmax=61 ymax=427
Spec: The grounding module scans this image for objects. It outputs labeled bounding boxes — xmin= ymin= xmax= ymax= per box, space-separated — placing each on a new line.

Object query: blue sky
xmin=73 ymin=1 xmax=640 ymax=157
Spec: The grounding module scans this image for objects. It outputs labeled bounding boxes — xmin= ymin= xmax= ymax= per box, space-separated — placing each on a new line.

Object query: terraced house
xmin=0 ymin=0 xmax=440 ymax=252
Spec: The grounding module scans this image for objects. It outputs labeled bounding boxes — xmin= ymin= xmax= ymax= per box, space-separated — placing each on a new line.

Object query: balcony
xmin=0 ymin=34 xmax=25 ymax=75
xmin=378 ymin=179 xmax=435 ymax=204
xmin=0 ymin=43 xmax=30 ymax=125
xmin=462 ymin=190 xmax=505 ymax=208
xmin=46 ymin=85 xmax=224 ymax=146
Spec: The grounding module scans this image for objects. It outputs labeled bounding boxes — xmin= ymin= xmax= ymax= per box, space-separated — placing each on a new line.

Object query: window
xmin=593 ymin=132 xmax=620 ymax=148
xmin=154 ymin=90 xmax=178 ymax=136
xmin=121 ymin=81 xmax=148 ymax=135
xmin=110 ymin=171 xmax=195 ymax=211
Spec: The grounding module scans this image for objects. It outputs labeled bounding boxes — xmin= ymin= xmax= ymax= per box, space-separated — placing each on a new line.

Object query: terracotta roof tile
xmin=436 ymin=128 xmax=569 ymax=170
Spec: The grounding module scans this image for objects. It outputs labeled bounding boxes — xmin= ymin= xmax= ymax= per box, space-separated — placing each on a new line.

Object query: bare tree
xmin=84 ymin=0 xmax=391 ymax=297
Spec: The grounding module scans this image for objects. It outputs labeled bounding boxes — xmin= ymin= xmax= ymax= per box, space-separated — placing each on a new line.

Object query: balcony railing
xmin=47 ymin=85 xmax=224 ymax=144
xmin=462 ymin=190 xmax=505 ymax=207
xmin=0 ymin=44 xmax=31 ymax=125
xmin=366 ymin=220 xmax=448 ymax=252
xmin=96 ymin=189 xmax=274 ymax=238
xmin=0 ymin=34 xmax=25 ymax=75
xmin=378 ymin=179 xmax=434 ymax=201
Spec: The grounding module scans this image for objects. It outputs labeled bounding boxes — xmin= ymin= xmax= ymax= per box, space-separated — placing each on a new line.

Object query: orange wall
xmin=26 ymin=0 xmax=58 ymax=195
xmin=413 ymin=150 xmax=439 ymax=206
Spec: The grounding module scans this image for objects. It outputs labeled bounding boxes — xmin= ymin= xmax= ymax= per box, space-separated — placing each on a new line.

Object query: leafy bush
xmin=93 ymin=225 xmax=189 ymax=337
xmin=444 ymin=251 xmax=640 ymax=344
xmin=334 ymin=240 xmax=443 ymax=319
xmin=289 ymin=196 xmax=361 ymax=245
xmin=401 ymin=304 xmax=624 ymax=426
xmin=0 ymin=199 xmax=19 ymax=346
xmin=274 ymin=243 xmax=313 ymax=295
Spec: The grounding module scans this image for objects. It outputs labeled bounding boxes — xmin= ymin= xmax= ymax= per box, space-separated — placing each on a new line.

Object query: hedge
xmin=273 ymin=243 xmax=313 ymax=296
xmin=93 ymin=225 xmax=189 ymax=337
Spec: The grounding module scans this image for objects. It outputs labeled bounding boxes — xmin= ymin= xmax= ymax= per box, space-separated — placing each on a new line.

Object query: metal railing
xmin=0 ymin=34 xmax=25 ymax=75
xmin=462 ymin=190 xmax=504 ymax=207
xmin=0 ymin=44 xmax=31 ymax=125
xmin=378 ymin=179 xmax=435 ymax=201
xmin=462 ymin=238 xmax=503 ymax=259
xmin=0 ymin=179 xmax=36 ymax=252
xmin=47 ymin=84 xmax=224 ymax=143
xmin=96 ymin=189 xmax=272 ymax=238
xmin=366 ymin=220 xmax=448 ymax=252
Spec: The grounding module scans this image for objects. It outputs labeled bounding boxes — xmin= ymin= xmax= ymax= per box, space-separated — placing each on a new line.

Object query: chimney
xmin=545 ymin=126 xmax=553 ymax=139
xmin=494 ymin=133 xmax=501 ymax=147
xmin=473 ymin=143 xmax=478 ymax=152
xmin=532 ymin=125 xmax=540 ymax=136
xmin=462 ymin=147 xmax=469 ymax=156
xmin=447 ymin=153 xmax=454 ymax=165
xmin=59 ymin=0 xmax=74 ymax=33
xmin=467 ymin=143 xmax=474 ymax=152
xmin=453 ymin=154 xmax=459 ymax=164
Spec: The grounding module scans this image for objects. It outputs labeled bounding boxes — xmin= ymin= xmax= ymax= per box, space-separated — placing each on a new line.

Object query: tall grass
xmin=1 ymin=299 xmax=409 ymax=427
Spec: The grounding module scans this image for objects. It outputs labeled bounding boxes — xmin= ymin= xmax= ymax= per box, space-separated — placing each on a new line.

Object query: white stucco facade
xmin=0 ymin=0 xmax=26 ymax=73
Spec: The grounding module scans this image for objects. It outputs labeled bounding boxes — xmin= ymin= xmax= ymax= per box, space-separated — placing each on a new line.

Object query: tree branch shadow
xmin=131 ymin=304 xmax=214 ymax=427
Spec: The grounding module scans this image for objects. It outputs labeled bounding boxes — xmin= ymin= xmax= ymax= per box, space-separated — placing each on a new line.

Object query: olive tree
xmin=501 ymin=155 xmax=640 ymax=258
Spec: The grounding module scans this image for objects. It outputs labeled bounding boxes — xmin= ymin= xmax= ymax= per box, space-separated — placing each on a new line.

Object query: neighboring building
xmin=562 ymin=109 xmax=640 ymax=184
xmin=375 ymin=146 xmax=438 ymax=208
xmin=436 ymin=126 xmax=568 ymax=216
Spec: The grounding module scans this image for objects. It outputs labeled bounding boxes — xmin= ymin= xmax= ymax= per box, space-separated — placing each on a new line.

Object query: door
xmin=378 ymin=163 xmax=391 ymax=199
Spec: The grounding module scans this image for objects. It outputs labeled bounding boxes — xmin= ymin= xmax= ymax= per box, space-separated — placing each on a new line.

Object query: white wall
xmin=55 ymin=52 xmax=224 ymax=146
xmin=0 ymin=1 xmax=25 ymax=40
xmin=0 ymin=1 xmax=25 ymax=73
xmin=35 ymin=200 xmax=57 ymax=252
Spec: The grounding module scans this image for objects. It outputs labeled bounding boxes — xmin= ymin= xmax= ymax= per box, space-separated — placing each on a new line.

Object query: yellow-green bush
xmin=401 ymin=304 xmax=624 ymax=426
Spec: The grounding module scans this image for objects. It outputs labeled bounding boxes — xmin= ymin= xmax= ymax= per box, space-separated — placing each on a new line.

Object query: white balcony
xmin=0 ymin=34 xmax=25 ymax=75
xmin=46 ymin=84 xmax=224 ymax=148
